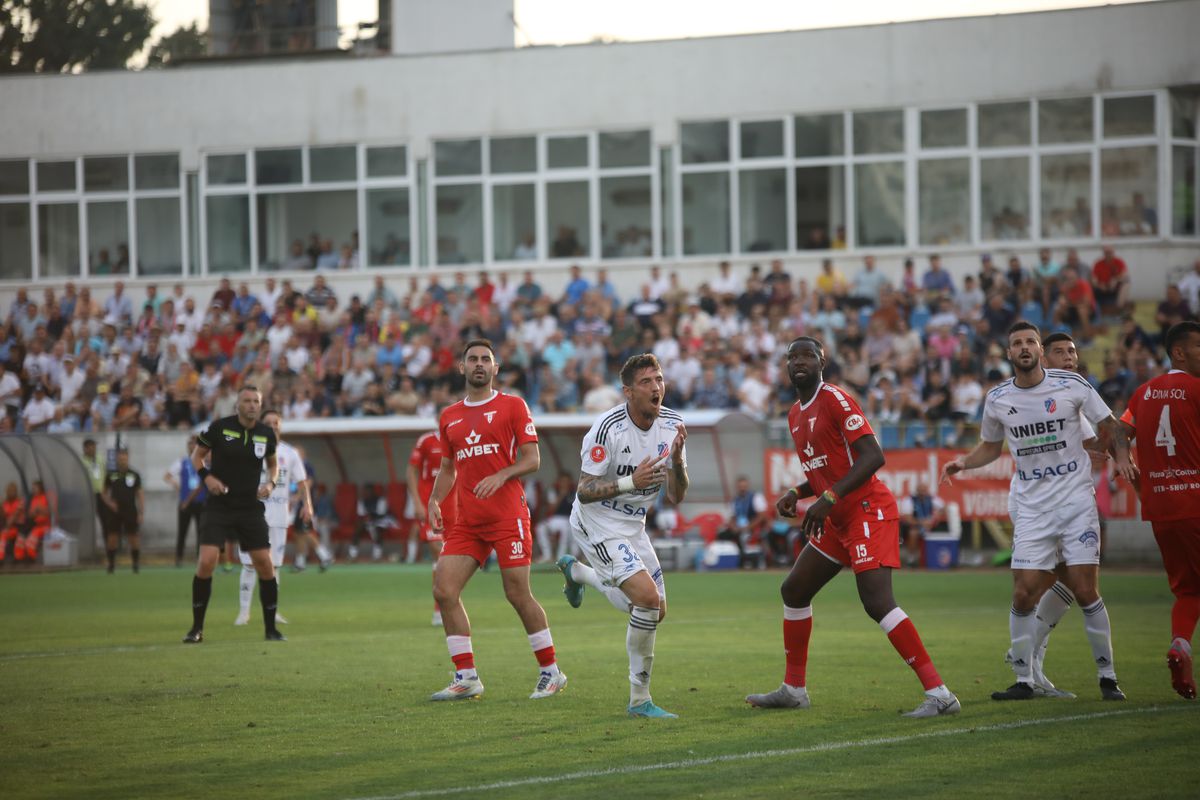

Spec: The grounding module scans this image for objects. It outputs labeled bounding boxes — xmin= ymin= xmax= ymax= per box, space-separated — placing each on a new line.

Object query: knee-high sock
xmin=1033 ymin=581 xmax=1075 ymax=674
xmin=628 ymin=606 xmax=660 ymax=704
xmin=536 ymin=523 xmax=553 ymax=561
xmin=1172 ymin=595 xmax=1200 ymax=644
xmin=406 ymin=539 xmax=418 ymax=563
xmin=239 ymin=565 xmax=256 ymax=617
xmin=191 ymin=575 xmax=212 ymax=631
xmin=783 ymin=605 xmax=812 ymax=688
xmin=881 ymin=608 xmax=943 ymax=690
xmin=259 ymin=577 xmax=279 ymax=633
xmin=1081 ymin=598 xmax=1116 ymax=680
xmin=569 ymin=560 xmax=632 ymax=613
xmin=1010 ymin=606 xmax=1037 ymax=684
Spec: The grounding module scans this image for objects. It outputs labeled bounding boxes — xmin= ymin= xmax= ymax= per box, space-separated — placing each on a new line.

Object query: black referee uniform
xmin=103 ymin=466 xmax=142 ymax=572
xmin=185 ymin=414 xmax=278 ymax=642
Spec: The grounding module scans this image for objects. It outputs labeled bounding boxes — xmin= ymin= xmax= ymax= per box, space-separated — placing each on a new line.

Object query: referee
xmin=184 ymin=385 xmax=284 ymax=643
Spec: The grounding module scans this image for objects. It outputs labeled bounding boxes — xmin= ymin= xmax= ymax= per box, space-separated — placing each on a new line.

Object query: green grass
xmin=0 ymin=565 xmax=1195 ymax=799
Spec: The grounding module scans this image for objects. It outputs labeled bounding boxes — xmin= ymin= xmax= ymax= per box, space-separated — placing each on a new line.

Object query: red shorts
xmin=809 ymin=513 xmax=901 ymax=574
xmin=442 ymin=516 xmax=532 ymax=568
xmin=1152 ymin=519 xmax=1200 ymax=597
xmin=420 ymin=520 xmax=446 ymax=544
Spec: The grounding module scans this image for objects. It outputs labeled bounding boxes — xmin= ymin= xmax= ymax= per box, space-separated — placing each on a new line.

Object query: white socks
xmin=569 ymin=560 xmax=632 ymax=613
xmin=239 ymin=565 xmax=256 ymax=616
xmin=446 ymin=634 xmax=477 ymax=680
xmin=1032 ymin=581 xmax=1075 ymax=676
xmin=1081 ymin=598 xmax=1117 ymax=680
xmin=627 ymin=606 xmax=659 ymax=704
xmin=1009 ymin=606 xmax=1037 ymax=685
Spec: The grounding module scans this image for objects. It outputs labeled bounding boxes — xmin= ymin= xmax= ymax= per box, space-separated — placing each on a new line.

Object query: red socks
xmin=880 ymin=608 xmax=942 ymax=690
xmin=782 ymin=606 xmax=813 ymax=687
xmin=1172 ymin=596 xmax=1200 ymax=643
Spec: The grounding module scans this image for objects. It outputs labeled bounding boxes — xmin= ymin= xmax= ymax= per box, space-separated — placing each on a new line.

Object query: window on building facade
xmin=978 ymin=101 xmax=1030 ymax=149
xmin=0 ymin=203 xmax=31 ymax=280
xmin=919 ymin=158 xmax=970 ymax=245
xmin=980 ymin=156 xmax=1031 ymax=241
xmin=1041 ymin=152 xmax=1092 ymax=239
xmin=739 ymin=168 xmax=786 ymax=253
xmin=682 ymin=171 xmax=730 ymax=255
xmin=854 ymin=161 xmax=905 ymax=246
xmin=492 ymin=182 xmax=535 ymax=261
xmin=38 ymin=202 xmax=79 ymax=277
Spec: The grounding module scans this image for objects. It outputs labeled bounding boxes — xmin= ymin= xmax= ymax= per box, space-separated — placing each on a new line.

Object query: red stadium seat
xmin=333 ymin=482 xmax=359 ymax=541
xmin=677 ymin=512 xmax=726 ymax=544
xmin=384 ymin=481 xmax=411 ymax=541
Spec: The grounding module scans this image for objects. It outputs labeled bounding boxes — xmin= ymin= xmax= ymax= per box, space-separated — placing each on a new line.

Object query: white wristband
xmin=617 ymin=475 xmax=636 ymax=494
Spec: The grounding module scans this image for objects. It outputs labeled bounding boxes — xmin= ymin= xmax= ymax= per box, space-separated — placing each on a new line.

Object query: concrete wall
xmin=391 ymin=0 xmax=514 ymax=56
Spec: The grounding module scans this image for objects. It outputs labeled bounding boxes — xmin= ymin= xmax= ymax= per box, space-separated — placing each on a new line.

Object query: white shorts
xmin=1010 ymin=494 xmax=1101 ymax=570
xmin=570 ymin=517 xmax=665 ymax=600
xmin=240 ymin=525 xmax=288 ymax=568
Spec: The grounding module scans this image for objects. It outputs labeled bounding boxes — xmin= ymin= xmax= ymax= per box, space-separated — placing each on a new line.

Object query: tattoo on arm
xmin=669 ymin=460 xmax=689 ymax=501
xmin=576 ymin=473 xmax=622 ymax=504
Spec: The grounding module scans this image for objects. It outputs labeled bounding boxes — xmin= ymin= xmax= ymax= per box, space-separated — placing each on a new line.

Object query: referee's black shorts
xmin=200 ymin=505 xmax=270 ymax=551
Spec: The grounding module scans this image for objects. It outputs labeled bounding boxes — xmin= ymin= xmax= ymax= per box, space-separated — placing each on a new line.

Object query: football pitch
xmin=1 ymin=565 xmax=1194 ymax=799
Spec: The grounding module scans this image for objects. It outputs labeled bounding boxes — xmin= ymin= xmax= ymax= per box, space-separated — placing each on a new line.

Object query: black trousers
xmin=176 ymin=503 xmax=204 ymax=561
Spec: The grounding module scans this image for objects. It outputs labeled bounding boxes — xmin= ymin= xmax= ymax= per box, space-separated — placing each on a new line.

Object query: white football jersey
xmin=980 ymin=368 xmax=1111 ymax=514
xmin=570 ymin=404 xmax=686 ymax=540
xmin=261 ymin=441 xmax=306 ymax=528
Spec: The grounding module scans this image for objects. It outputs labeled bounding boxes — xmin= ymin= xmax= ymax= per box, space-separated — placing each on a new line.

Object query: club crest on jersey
xmin=1045 ymin=399 xmax=1057 ymax=413
xmin=590 ymin=445 xmax=606 ymax=463
xmin=465 ymin=430 xmax=481 ymax=445
xmin=484 ymin=411 xmax=496 ymax=423
xmin=809 ymin=418 xmax=817 ymax=431
xmin=253 ymin=441 xmax=266 ymax=458
xmin=657 ymin=442 xmax=668 ymax=456
xmin=456 ymin=429 xmax=500 ymax=460
xmin=803 ymin=442 xmax=814 ymax=458
xmin=125 ymin=474 xmax=136 ymax=488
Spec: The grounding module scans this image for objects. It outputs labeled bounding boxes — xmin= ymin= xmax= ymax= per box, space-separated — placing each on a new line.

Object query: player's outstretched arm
xmin=940 ymin=439 xmax=1004 ymax=484
xmin=577 ymin=451 xmax=668 ymax=504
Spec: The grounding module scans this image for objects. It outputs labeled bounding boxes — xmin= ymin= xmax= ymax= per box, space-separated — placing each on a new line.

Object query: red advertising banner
xmin=762 ymin=447 xmax=1138 ymax=520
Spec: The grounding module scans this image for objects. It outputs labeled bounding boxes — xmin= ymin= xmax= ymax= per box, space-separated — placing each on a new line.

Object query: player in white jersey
xmin=235 ymin=409 xmax=311 ymax=626
xmin=942 ymin=322 xmax=1130 ymax=701
xmin=557 ymin=354 xmax=688 ymax=719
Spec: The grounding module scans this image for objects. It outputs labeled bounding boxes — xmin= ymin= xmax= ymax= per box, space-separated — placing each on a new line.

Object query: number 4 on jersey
xmin=1156 ymin=406 xmax=1177 ymax=457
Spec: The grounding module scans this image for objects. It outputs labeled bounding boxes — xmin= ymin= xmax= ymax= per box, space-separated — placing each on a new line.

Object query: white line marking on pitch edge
xmin=349 ymin=705 xmax=1195 ymax=800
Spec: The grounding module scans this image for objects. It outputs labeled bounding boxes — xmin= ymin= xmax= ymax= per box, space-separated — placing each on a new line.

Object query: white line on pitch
xmin=348 ymin=705 xmax=1195 ymax=800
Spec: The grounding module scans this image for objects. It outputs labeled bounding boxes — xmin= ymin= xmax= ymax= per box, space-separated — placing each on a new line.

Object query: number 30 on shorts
xmin=511 ymin=540 xmax=525 ymax=556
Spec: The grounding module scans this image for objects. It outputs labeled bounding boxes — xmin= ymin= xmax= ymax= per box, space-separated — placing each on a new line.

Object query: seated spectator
xmin=691 ymin=366 xmax=732 ymax=410
xmin=922 ymin=254 xmax=955 ymax=303
xmin=1091 ymin=245 xmax=1131 ymax=317
xmin=351 ymin=483 xmax=392 ymax=562
xmin=717 ymin=476 xmax=769 ymax=569
xmin=534 ymin=472 xmax=576 ymax=563
xmin=814 ymin=258 xmax=849 ymax=302
xmin=898 ymin=480 xmax=948 ymax=566
xmin=1156 ymin=285 xmax=1194 ymax=342
xmin=1053 ymin=266 xmax=1096 ymax=341
xmin=711 ymin=261 xmax=740 ymax=300
xmin=21 ymin=384 xmax=56 ymax=432
xmin=1177 ymin=258 xmax=1200 ymax=317
xmin=1003 ymin=255 xmax=1030 ymax=301
xmin=210 ymin=278 xmax=235 ymax=312
xmin=281 ymin=239 xmax=313 ymax=271
xmin=849 ymin=254 xmax=889 ymax=309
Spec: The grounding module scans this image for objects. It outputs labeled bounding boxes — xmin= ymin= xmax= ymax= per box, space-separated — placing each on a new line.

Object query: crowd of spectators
xmin=2 ymin=247 xmax=1196 ymax=435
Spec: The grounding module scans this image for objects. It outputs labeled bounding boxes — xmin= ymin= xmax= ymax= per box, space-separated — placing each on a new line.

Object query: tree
xmin=0 ymin=0 xmax=156 ymax=73
xmin=145 ymin=22 xmax=207 ymax=68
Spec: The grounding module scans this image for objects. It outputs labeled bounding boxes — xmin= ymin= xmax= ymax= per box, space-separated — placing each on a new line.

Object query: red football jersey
xmin=410 ymin=430 xmax=457 ymax=526
xmin=787 ymin=382 xmax=897 ymax=525
xmin=438 ymin=390 xmax=538 ymax=530
xmin=1121 ymin=370 xmax=1200 ymax=521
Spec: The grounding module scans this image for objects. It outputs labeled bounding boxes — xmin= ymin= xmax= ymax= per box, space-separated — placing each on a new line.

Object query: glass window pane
xmin=493 ymin=183 xmax=536 ymax=261
xmin=854 ymin=162 xmax=905 ymax=246
xmin=84 ymin=156 xmax=129 ymax=192
xmin=1040 ymin=153 xmax=1093 ymax=239
xmin=366 ymin=146 xmax=407 ymax=178
xmin=853 ymin=110 xmax=903 ymax=155
xmin=980 ymin=156 xmax=1031 ymax=241
xmin=207 ymin=153 xmax=246 ymax=185
xmin=600 ymin=175 xmax=652 ymax=258
xmin=547 ymin=181 xmax=590 ymax=258
xmin=794 ymin=113 xmax=844 ymax=157
xmin=1172 ymin=146 xmax=1197 ymax=236
xmin=205 ymin=195 xmax=250 ymax=273
xmin=87 ymin=201 xmax=130 ymax=275
xmin=681 ymin=172 xmax=730 ymax=255
xmin=660 ymin=145 xmax=674 ymax=258
xmin=435 ymin=184 xmax=483 ymax=264
xmin=37 ymin=203 xmax=80 ymax=277
xmin=0 ymin=160 xmax=30 ymax=195
xmin=136 ymin=197 xmax=182 ymax=276
xmin=978 ymin=101 xmax=1030 ymax=148
xmin=681 ymin=121 xmax=730 ymax=164
xmin=795 ymin=165 xmax=846 ymax=249
xmin=37 ymin=160 xmax=76 ymax=192
xmin=490 ymin=137 xmax=536 ymax=174
xmin=1039 ymin=97 xmax=1094 ymax=144
xmin=255 ymin=148 xmax=303 ymax=185
xmin=1104 ymin=96 xmax=1155 ymax=139
xmin=920 ymin=109 xmax=967 ymax=149
xmin=738 ymin=169 xmax=786 ymax=253
xmin=367 ymin=188 xmax=412 ymax=266
xmin=1170 ymin=89 xmax=1198 ymax=139
xmin=547 ymin=136 xmax=588 ymax=169
xmin=1100 ymin=146 xmax=1158 ymax=237
xmin=740 ymin=120 xmax=784 ymax=159
xmin=599 ymin=130 xmax=651 ymax=168
xmin=135 ymin=154 xmax=180 ymax=190
xmin=0 ymin=203 xmax=32 ymax=279
xmin=435 ymin=139 xmax=482 ymax=177
xmin=310 ymin=146 xmax=357 ymax=183
xmin=257 ymin=190 xmax=356 ymax=270
xmin=919 ymin=158 xmax=970 ymax=245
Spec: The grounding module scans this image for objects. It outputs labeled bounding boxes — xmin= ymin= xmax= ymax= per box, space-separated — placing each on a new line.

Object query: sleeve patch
xmin=590 ymin=445 xmax=606 ymax=463
xmin=844 ymin=414 xmax=865 ymax=431
xmin=525 ymin=422 xmax=537 ymax=436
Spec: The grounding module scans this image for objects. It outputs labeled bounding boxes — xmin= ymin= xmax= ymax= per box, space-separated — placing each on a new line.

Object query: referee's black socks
xmin=259 ymin=577 xmax=279 ymax=633
xmin=192 ymin=575 xmax=213 ymax=631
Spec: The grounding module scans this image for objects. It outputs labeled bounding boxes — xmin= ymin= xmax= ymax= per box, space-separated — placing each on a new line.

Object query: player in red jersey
xmin=746 ymin=337 xmax=960 ymax=718
xmin=408 ymin=429 xmax=458 ymax=626
xmin=1115 ymin=321 xmax=1200 ymax=699
xmin=426 ymin=339 xmax=565 ymax=702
